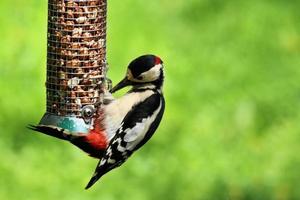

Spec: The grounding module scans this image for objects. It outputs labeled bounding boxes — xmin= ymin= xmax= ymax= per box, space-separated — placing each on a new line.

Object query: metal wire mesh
xmin=46 ymin=0 xmax=107 ymax=117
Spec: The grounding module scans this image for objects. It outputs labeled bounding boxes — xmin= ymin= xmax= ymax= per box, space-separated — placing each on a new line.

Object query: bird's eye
xmin=136 ymin=76 xmax=143 ymax=80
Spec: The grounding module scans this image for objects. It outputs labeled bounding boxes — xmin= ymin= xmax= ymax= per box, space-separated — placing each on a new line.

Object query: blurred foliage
xmin=1 ymin=0 xmax=300 ymax=199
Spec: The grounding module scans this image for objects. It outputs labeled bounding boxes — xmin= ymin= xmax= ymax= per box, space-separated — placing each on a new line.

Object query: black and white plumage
xmin=85 ymin=54 xmax=165 ymax=189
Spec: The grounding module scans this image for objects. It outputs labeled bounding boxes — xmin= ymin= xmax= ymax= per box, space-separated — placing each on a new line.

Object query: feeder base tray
xmin=39 ymin=113 xmax=92 ymax=134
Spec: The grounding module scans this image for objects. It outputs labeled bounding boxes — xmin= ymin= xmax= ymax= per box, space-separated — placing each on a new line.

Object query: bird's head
xmin=110 ymin=54 xmax=164 ymax=93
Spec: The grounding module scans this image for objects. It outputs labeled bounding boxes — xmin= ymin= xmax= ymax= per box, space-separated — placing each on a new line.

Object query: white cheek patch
xmin=140 ymin=64 xmax=162 ymax=82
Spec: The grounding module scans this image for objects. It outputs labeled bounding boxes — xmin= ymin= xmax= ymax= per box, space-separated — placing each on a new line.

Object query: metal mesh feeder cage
xmin=39 ymin=0 xmax=108 ymax=134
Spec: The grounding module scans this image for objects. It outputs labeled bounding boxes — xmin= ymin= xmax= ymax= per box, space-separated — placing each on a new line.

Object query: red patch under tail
xmin=85 ymin=113 xmax=108 ymax=151
xmin=85 ymin=129 xmax=108 ymax=151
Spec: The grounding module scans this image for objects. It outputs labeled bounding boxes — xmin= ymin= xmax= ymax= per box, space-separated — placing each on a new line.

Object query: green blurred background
xmin=1 ymin=0 xmax=300 ymax=199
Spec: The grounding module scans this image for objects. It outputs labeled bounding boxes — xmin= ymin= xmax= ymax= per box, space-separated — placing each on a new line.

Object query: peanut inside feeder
xmin=39 ymin=0 xmax=108 ymax=133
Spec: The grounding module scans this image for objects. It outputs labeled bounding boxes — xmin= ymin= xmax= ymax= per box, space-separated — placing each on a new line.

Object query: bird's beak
xmin=110 ymin=77 xmax=131 ymax=93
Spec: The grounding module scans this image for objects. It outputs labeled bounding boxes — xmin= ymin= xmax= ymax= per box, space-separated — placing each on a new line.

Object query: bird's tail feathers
xmin=85 ymin=158 xmax=123 ymax=189
xmin=85 ymin=162 xmax=106 ymax=189
xmin=85 ymin=173 xmax=100 ymax=190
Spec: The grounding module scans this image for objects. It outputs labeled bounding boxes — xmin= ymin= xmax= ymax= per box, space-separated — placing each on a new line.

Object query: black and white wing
xmin=85 ymin=92 xmax=165 ymax=189
xmin=28 ymin=125 xmax=72 ymax=140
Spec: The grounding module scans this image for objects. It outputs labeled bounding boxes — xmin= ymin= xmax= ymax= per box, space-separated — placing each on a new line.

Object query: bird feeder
xmin=39 ymin=0 xmax=109 ymax=134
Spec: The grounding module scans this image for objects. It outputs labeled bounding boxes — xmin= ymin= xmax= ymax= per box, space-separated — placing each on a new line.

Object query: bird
xmin=29 ymin=54 xmax=165 ymax=188
xmin=85 ymin=54 xmax=165 ymax=189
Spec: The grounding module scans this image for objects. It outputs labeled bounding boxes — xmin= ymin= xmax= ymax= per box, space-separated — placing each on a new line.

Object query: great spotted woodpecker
xmin=29 ymin=54 xmax=165 ymax=188
xmin=85 ymin=54 xmax=165 ymax=189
